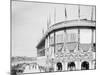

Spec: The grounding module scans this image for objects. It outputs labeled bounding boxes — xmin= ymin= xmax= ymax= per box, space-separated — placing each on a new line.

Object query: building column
xmin=65 ymin=61 xmax=68 ymax=71
xmin=62 ymin=62 xmax=65 ymax=71
xmin=78 ymin=28 xmax=80 ymax=51
xmin=89 ymin=29 xmax=94 ymax=52
xmin=92 ymin=60 xmax=96 ymax=69
xmin=54 ymin=32 xmax=56 ymax=55
xmin=63 ymin=29 xmax=66 ymax=52
xmin=89 ymin=61 xmax=92 ymax=70
xmin=75 ymin=60 xmax=81 ymax=70
xmin=54 ymin=63 xmax=57 ymax=71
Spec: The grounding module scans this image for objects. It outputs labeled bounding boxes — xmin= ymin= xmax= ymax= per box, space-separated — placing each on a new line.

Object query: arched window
xmin=55 ymin=31 xmax=64 ymax=44
xmin=67 ymin=62 xmax=76 ymax=71
xmin=56 ymin=62 xmax=62 ymax=71
xmin=81 ymin=61 xmax=89 ymax=70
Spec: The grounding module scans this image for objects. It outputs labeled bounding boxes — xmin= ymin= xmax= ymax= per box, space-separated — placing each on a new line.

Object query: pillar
xmin=75 ymin=60 xmax=81 ymax=70
xmin=54 ymin=63 xmax=57 ymax=71
xmin=89 ymin=61 xmax=92 ymax=70
xmin=65 ymin=61 xmax=68 ymax=71
xmin=62 ymin=62 xmax=65 ymax=71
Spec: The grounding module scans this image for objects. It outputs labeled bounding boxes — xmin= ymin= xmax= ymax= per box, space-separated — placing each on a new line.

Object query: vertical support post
xmin=78 ymin=5 xmax=80 ymax=20
xmin=62 ymin=62 xmax=65 ymax=71
xmin=91 ymin=6 xmax=94 ymax=21
xmin=75 ymin=60 xmax=81 ymax=70
xmin=65 ymin=29 xmax=68 ymax=53
xmin=64 ymin=29 xmax=66 ymax=52
xmin=91 ymin=29 xmax=94 ymax=52
xmin=45 ymin=38 xmax=47 ymax=56
xmin=78 ymin=28 xmax=80 ymax=51
xmin=54 ymin=31 xmax=56 ymax=56
xmin=64 ymin=7 xmax=67 ymax=21
xmin=89 ymin=61 xmax=92 ymax=69
xmin=65 ymin=61 xmax=68 ymax=71
xmin=54 ymin=63 xmax=57 ymax=71
xmin=47 ymin=35 xmax=50 ymax=67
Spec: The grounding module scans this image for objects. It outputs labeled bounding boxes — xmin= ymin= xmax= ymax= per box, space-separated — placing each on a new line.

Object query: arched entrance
xmin=81 ymin=61 xmax=89 ymax=70
xmin=67 ymin=62 xmax=76 ymax=71
xmin=56 ymin=62 xmax=62 ymax=71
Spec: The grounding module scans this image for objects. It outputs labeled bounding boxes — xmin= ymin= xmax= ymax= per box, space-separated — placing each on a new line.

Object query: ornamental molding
xmin=55 ymin=52 xmax=94 ymax=62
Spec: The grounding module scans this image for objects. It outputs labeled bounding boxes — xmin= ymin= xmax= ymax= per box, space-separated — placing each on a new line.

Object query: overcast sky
xmin=12 ymin=1 xmax=95 ymax=57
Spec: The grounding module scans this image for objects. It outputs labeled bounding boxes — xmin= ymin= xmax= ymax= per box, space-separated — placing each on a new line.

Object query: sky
xmin=12 ymin=1 xmax=96 ymax=57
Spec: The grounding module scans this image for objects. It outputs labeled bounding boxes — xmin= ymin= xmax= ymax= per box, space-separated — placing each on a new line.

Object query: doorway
xmin=67 ymin=62 xmax=76 ymax=71
xmin=81 ymin=61 xmax=89 ymax=70
xmin=57 ymin=62 xmax=62 ymax=71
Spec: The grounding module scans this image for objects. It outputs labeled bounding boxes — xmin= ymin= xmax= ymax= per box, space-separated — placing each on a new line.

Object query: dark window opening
xmin=67 ymin=62 xmax=76 ymax=71
xmin=57 ymin=62 xmax=62 ymax=71
xmin=81 ymin=61 xmax=89 ymax=70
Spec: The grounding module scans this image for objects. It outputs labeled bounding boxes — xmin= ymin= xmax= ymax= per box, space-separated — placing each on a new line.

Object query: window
xmin=49 ymin=46 xmax=54 ymax=58
xmin=55 ymin=44 xmax=63 ymax=53
xmin=55 ymin=30 xmax=64 ymax=44
xmin=80 ymin=29 xmax=92 ymax=44
xmin=49 ymin=33 xmax=54 ymax=45
xmin=55 ymin=30 xmax=64 ymax=53
xmin=80 ymin=29 xmax=92 ymax=52
xmin=66 ymin=29 xmax=78 ymax=52
xmin=66 ymin=29 xmax=78 ymax=43
xmin=49 ymin=33 xmax=55 ymax=56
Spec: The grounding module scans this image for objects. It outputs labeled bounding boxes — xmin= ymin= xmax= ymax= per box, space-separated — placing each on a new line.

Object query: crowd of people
xmin=11 ymin=63 xmax=53 ymax=75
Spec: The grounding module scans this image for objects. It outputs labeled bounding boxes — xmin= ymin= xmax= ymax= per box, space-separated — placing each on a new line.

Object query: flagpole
xmin=47 ymin=17 xmax=49 ymax=29
xmin=47 ymin=12 xmax=51 ymax=29
xmin=65 ymin=7 xmax=67 ymax=21
xmin=78 ymin=5 xmax=80 ymax=20
xmin=91 ymin=6 xmax=93 ymax=21
xmin=78 ymin=5 xmax=80 ymax=51
xmin=54 ymin=8 xmax=56 ymax=24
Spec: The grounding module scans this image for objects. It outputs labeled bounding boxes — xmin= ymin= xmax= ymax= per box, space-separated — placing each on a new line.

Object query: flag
xmin=91 ymin=6 xmax=93 ymax=21
xmin=65 ymin=8 xmax=67 ymax=19
xmin=78 ymin=5 xmax=80 ymax=19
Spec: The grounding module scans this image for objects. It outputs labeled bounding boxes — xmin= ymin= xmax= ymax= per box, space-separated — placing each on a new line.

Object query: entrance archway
xmin=56 ymin=62 xmax=62 ymax=71
xmin=81 ymin=61 xmax=89 ymax=70
xmin=67 ymin=62 xmax=76 ymax=71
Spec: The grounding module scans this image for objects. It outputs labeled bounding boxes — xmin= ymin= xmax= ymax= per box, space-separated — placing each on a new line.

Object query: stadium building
xmin=36 ymin=6 xmax=96 ymax=72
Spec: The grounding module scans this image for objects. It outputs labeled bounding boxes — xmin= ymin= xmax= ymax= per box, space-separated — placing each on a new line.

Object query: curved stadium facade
xmin=36 ymin=19 xmax=96 ymax=72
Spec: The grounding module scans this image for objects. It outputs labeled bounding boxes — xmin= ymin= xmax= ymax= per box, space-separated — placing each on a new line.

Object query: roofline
xmin=50 ymin=19 xmax=95 ymax=27
xmin=36 ymin=19 xmax=96 ymax=48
